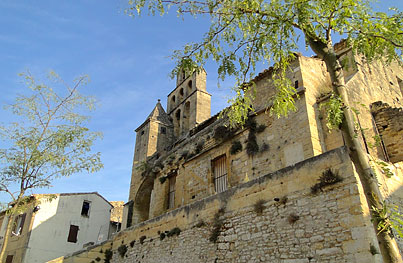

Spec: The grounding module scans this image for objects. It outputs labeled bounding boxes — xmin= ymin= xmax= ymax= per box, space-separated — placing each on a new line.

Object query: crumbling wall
xmin=371 ymin=101 xmax=403 ymax=163
xmin=52 ymin=147 xmax=393 ymax=263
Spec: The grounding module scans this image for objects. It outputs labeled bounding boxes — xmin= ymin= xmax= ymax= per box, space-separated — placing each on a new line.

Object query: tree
xmin=0 ymin=71 xmax=103 ymax=261
xmin=127 ymin=0 xmax=403 ymax=262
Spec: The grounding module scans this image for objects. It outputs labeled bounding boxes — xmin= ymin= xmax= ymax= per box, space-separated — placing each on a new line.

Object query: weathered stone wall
xmin=371 ymin=101 xmax=403 ymax=163
xmin=53 ymin=147 xmax=395 ymax=263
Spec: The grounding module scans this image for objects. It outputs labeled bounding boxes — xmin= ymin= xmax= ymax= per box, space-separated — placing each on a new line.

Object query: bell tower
xmin=167 ymin=69 xmax=211 ymax=138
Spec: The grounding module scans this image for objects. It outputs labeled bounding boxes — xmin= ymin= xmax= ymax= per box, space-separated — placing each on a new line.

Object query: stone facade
xmin=48 ymin=43 xmax=403 ymax=263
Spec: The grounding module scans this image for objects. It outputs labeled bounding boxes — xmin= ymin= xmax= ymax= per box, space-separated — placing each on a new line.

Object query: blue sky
xmin=0 ymin=0 xmax=402 ymax=204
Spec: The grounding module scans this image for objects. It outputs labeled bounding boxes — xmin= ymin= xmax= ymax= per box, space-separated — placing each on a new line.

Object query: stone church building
xmin=51 ymin=41 xmax=403 ymax=263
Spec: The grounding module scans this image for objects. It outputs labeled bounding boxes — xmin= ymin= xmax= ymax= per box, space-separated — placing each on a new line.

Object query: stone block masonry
xmin=52 ymin=147 xmax=388 ymax=263
xmin=371 ymin=101 xmax=403 ymax=164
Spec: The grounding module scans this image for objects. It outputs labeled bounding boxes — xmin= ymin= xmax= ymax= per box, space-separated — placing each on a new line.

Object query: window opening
xmin=179 ymin=88 xmax=184 ymax=96
xmin=161 ymin=127 xmax=166 ymax=134
xmin=141 ymin=130 xmax=145 ymax=135
xmin=168 ymin=172 xmax=177 ymax=209
xmin=188 ymin=80 xmax=192 ymax=91
xmin=67 ymin=225 xmax=79 ymax=243
xmin=81 ymin=201 xmax=91 ymax=217
xmin=126 ymin=201 xmax=134 ymax=228
xmin=6 ymin=255 xmax=13 ymax=263
xmin=12 ymin=213 xmax=26 ymax=236
xmin=212 ymin=155 xmax=228 ymax=193
xmin=294 ymin=80 xmax=299 ymax=89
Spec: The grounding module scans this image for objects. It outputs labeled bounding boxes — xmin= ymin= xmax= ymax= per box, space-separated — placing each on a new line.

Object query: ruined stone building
xmin=50 ymin=41 xmax=403 ymax=263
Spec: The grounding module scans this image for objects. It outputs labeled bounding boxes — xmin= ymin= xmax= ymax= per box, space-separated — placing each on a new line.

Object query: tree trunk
xmin=307 ymin=37 xmax=402 ymax=263
xmin=0 ymin=211 xmax=15 ymax=262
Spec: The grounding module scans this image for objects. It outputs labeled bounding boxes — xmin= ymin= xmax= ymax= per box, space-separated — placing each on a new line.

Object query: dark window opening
xmin=161 ymin=127 xmax=166 ymax=134
xmin=127 ymin=201 xmax=134 ymax=228
xmin=175 ymin=110 xmax=181 ymax=120
xmin=294 ymin=80 xmax=299 ymax=89
xmin=6 ymin=255 xmax=13 ymax=263
xmin=81 ymin=201 xmax=91 ymax=217
xmin=179 ymin=88 xmax=184 ymax=96
xmin=188 ymin=80 xmax=192 ymax=91
xmin=141 ymin=130 xmax=145 ymax=135
xmin=172 ymin=95 xmax=176 ymax=102
xmin=67 ymin=225 xmax=79 ymax=243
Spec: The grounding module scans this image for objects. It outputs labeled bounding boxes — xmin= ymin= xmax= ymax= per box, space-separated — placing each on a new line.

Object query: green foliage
xmin=127 ymin=0 xmax=402 ymax=125
xmin=230 ymin=140 xmax=243 ymax=155
xmin=159 ymin=176 xmax=168 ymax=184
xmin=130 ymin=240 xmax=135 ymax=247
xmin=253 ymin=199 xmax=265 ymax=215
xmin=139 ymin=235 xmax=146 ymax=244
xmin=117 ymin=244 xmax=128 ymax=258
xmin=372 ymin=201 xmax=403 ymax=238
xmin=376 ymin=160 xmax=394 ymax=178
xmin=136 ymin=161 xmax=152 ymax=177
xmin=209 ymin=207 xmax=225 ymax=243
xmin=104 ymin=249 xmax=113 ymax=263
xmin=213 ymin=125 xmax=231 ymax=141
xmin=159 ymin=232 xmax=166 ymax=240
xmin=311 ymin=169 xmax=342 ymax=194
xmin=288 ymin=213 xmax=300 ymax=224
xmin=0 ymin=71 xmax=102 ymax=210
xmin=320 ymin=94 xmax=344 ymax=130
xmin=166 ymin=227 xmax=181 ymax=237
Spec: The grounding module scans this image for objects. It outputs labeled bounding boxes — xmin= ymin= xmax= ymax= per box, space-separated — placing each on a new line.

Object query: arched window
xmin=188 ymin=80 xmax=192 ymax=93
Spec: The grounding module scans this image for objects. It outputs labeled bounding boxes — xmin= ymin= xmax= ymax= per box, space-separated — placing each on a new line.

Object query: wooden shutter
xmin=168 ymin=173 xmax=177 ymax=209
xmin=212 ymin=155 xmax=228 ymax=193
xmin=67 ymin=225 xmax=79 ymax=243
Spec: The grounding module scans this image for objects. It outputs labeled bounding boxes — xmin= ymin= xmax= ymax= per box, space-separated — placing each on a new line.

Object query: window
xmin=81 ymin=201 xmax=91 ymax=217
xmin=11 ymin=213 xmax=26 ymax=236
xmin=141 ymin=130 xmax=145 ymax=135
xmin=212 ymin=155 xmax=228 ymax=193
xmin=161 ymin=127 xmax=166 ymax=134
xmin=294 ymin=80 xmax=299 ymax=89
xmin=6 ymin=255 xmax=13 ymax=263
xmin=168 ymin=172 xmax=177 ymax=209
xmin=126 ymin=201 xmax=134 ymax=228
xmin=67 ymin=225 xmax=79 ymax=243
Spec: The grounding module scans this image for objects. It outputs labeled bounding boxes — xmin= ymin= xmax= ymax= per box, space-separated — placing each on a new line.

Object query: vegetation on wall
xmin=371 ymin=200 xmax=403 ymax=238
xmin=214 ymin=125 xmax=232 ymax=141
xmin=209 ymin=207 xmax=226 ymax=243
xmin=311 ymin=169 xmax=343 ymax=194
xmin=319 ymin=93 xmax=344 ymax=130
xmin=139 ymin=235 xmax=146 ymax=244
xmin=253 ymin=199 xmax=265 ymax=215
xmin=117 ymin=244 xmax=128 ymax=258
xmin=230 ymin=140 xmax=243 ymax=155
xmin=288 ymin=213 xmax=300 ymax=224
xmin=166 ymin=227 xmax=182 ymax=237
xmin=104 ymin=249 xmax=113 ymax=263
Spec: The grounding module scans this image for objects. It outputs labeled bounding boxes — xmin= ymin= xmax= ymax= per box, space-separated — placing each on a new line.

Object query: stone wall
xmin=371 ymin=101 xmax=403 ymax=163
xmin=52 ymin=147 xmax=397 ymax=263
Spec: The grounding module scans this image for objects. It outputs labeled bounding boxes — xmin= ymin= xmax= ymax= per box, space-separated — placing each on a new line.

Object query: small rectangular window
xmin=168 ymin=172 xmax=177 ymax=209
xmin=127 ymin=201 xmax=134 ymax=228
xmin=12 ymin=213 xmax=26 ymax=236
xmin=6 ymin=255 xmax=13 ymax=263
xmin=212 ymin=155 xmax=228 ymax=193
xmin=81 ymin=201 xmax=91 ymax=217
xmin=67 ymin=225 xmax=79 ymax=243
xmin=161 ymin=127 xmax=166 ymax=134
xmin=294 ymin=80 xmax=299 ymax=89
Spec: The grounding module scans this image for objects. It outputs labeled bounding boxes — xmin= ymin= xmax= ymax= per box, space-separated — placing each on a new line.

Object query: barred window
xmin=212 ymin=155 xmax=228 ymax=193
